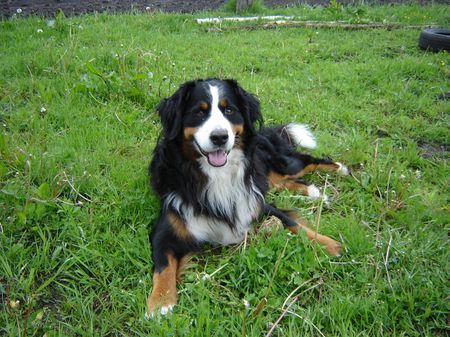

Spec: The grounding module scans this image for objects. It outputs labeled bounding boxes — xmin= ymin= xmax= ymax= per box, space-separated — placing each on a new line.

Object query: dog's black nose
xmin=210 ymin=129 xmax=229 ymax=146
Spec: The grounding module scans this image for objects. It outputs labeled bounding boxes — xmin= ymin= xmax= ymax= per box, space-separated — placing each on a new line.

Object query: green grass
xmin=1 ymin=4 xmax=449 ymax=336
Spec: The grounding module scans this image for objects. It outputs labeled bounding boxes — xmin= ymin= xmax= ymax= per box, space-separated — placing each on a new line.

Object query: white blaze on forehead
xmin=193 ymin=85 xmax=235 ymax=154
xmin=209 ymin=85 xmax=220 ymax=108
xmin=208 ymin=85 xmax=230 ymax=130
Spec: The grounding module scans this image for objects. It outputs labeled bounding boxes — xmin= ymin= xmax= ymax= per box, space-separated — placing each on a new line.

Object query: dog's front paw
xmin=145 ymin=288 xmax=177 ymax=319
xmin=145 ymin=303 xmax=175 ymax=319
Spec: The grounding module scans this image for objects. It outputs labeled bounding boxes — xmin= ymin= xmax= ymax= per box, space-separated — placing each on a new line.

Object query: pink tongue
xmin=207 ymin=150 xmax=228 ymax=167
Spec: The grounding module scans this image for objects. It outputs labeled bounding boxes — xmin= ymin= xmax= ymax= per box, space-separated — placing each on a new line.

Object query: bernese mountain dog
xmin=145 ymin=78 xmax=349 ymax=317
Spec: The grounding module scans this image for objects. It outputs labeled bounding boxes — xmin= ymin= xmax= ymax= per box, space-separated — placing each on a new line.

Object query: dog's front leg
xmin=145 ymin=251 xmax=178 ymax=318
xmin=146 ymin=212 xmax=197 ymax=318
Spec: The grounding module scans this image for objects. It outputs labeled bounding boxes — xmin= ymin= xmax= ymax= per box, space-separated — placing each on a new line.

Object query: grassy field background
xmin=1 ymin=4 xmax=449 ymax=336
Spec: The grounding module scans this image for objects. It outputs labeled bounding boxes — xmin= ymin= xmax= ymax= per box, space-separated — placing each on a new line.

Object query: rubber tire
xmin=419 ymin=28 xmax=450 ymax=52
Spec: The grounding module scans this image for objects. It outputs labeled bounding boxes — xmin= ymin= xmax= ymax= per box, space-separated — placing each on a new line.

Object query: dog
xmin=145 ymin=79 xmax=348 ymax=317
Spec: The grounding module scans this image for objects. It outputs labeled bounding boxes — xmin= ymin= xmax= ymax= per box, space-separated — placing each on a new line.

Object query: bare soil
xmin=418 ymin=142 xmax=449 ymax=160
xmin=2 ymin=0 xmax=445 ymax=18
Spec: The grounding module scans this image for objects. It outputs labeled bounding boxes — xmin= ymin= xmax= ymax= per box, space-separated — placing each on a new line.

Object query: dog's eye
xmin=224 ymin=107 xmax=234 ymax=115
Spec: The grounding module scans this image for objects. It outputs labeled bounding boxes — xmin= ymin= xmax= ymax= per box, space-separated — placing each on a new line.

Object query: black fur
xmin=148 ymin=79 xmax=336 ymax=275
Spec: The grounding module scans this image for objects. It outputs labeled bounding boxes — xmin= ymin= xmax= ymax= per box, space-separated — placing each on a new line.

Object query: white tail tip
xmin=286 ymin=123 xmax=316 ymax=149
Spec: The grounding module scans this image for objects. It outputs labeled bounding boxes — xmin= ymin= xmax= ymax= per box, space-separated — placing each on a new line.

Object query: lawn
xmin=0 ymin=3 xmax=449 ymax=336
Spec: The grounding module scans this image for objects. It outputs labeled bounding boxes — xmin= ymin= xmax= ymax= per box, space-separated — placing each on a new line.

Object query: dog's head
xmin=157 ymin=79 xmax=261 ymax=167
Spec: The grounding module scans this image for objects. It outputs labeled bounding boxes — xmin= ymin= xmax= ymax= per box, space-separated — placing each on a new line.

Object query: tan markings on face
xmin=168 ymin=212 xmax=192 ymax=240
xmin=182 ymin=140 xmax=201 ymax=161
xmin=232 ymin=124 xmax=244 ymax=149
xmin=219 ymin=99 xmax=228 ymax=109
xmin=182 ymin=127 xmax=201 ymax=161
xmin=183 ymin=127 xmax=197 ymax=140
xmin=232 ymin=123 xmax=244 ymax=136
xmin=199 ymin=101 xmax=209 ymax=111
xmin=146 ymin=253 xmax=178 ymax=315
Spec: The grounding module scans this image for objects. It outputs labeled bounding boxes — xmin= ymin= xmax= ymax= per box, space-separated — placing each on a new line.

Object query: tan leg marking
xmin=267 ymin=172 xmax=312 ymax=196
xmin=268 ymin=172 xmax=290 ymax=189
xmin=268 ymin=161 xmax=349 ymax=189
xmin=268 ymin=164 xmax=341 ymax=184
xmin=282 ymin=180 xmax=310 ymax=194
xmin=295 ymin=163 xmax=341 ymax=178
xmin=287 ymin=220 xmax=341 ymax=256
xmin=176 ymin=254 xmax=191 ymax=283
xmin=146 ymin=254 xmax=178 ymax=317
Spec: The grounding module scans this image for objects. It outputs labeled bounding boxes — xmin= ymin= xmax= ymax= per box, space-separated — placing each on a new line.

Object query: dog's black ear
xmin=226 ymin=79 xmax=263 ymax=133
xmin=156 ymin=81 xmax=196 ymax=140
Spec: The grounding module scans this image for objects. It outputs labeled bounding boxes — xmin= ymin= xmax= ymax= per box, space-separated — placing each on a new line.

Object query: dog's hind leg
xmin=293 ymin=155 xmax=349 ymax=177
xmin=262 ymin=204 xmax=341 ymax=256
xmin=267 ymin=153 xmax=349 ymax=201
xmin=267 ymin=173 xmax=324 ymax=200
xmin=261 ymin=125 xmax=349 ymax=179
xmin=279 ymin=124 xmax=348 ymax=176
xmin=277 ymin=153 xmax=349 ymax=179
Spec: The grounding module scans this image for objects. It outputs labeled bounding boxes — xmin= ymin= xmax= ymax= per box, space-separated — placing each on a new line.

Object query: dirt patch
xmin=2 ymin=0 xmax=447 ymax=18
xmin=418 ymin=142 xmax=449 ymax=160
xmin=2 ymin=0 xmax=227 ymax=17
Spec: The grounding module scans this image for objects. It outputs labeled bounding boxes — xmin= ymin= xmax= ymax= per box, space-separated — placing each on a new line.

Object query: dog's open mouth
xmin=194 ymin=141 xmax=229 ymax=167
xmin=206 ymin=149 xmax=228 ymax=167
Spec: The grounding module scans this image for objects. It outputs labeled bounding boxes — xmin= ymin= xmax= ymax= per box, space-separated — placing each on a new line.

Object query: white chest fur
xmin=167 ymin=149 xmax=263 ymax=245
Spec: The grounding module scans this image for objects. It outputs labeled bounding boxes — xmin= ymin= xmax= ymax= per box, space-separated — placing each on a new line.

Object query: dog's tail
xmin=283 ymin=123 xmax=316 ymax=150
